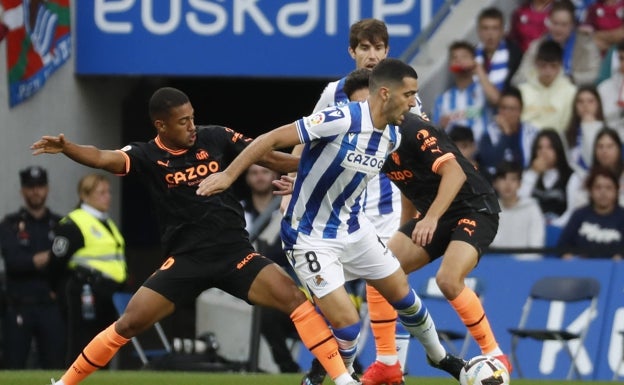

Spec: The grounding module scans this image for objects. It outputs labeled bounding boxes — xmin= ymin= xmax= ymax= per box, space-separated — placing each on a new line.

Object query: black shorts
xmin=143 ymin=246 xmax=274 ymax=306
xmin=398 ymin=210 xmax=499 ymax=262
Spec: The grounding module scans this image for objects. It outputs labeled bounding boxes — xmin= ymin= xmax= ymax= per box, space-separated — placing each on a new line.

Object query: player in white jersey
xmin=313 ymin=72 xmax=424 ymax=385
xmin=198 ymin=59 xmax=463 ymax=385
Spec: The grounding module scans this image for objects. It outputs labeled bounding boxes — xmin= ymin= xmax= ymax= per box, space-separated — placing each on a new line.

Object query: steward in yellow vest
xmin=50 ymin=174 xmax=127 ymax=361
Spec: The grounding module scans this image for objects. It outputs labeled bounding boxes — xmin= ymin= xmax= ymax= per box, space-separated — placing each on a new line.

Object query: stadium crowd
xmin=431 ymin=0 xmax=624 ymax=260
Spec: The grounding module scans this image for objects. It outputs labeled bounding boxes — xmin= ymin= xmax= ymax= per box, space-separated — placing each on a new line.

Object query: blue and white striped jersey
xmin=281 ymin=101 xmax=401 ymax=249
xmin=433 ymin=80 xmax=490 ymax=143
xmin=311 ymin=75 xmax=423 ymax=239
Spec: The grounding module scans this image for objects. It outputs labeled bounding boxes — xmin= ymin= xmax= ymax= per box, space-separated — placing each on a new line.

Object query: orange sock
xmin=449 ymin=286 xmax=497 ymax=353
xmin=61 ymin=323 xmax=129 ymax=385
xmin=366 ymin=284 xmax=398 ymax=357
xmin=290 ymin=301 xmax=346 ymax=380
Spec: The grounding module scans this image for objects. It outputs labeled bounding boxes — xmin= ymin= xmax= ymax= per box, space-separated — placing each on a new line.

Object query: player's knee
xmin=115 ymin=314 xmax=151 ymax=338
xmin=435 ymin=273 xmax=464 ymax=299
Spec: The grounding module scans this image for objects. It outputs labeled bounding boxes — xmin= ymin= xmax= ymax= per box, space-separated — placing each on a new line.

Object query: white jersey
xmin=281 ymin=101 xmax=401 ymax=249
xmin=312 ymin=75 xmax=419 ymax=240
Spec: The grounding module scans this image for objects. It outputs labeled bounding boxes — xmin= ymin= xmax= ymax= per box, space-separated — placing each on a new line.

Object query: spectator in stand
xmin=477 ymin=86 xmax=539 ymax=180
xmin=475 ymin=7 xmax=523 ymax=91
xmin=570 ymin=127 xmax=624 ymax=210
xmin=240 ymin=164 xmax=301 ymax=374
xmin=512 ymin=0 xmax=600 ymax=86
xmin=580 ymin=0 xmax=624 ymax=54
xmin=570 ymin=0 xmax=598 ymax=22
xmin=597 ymin=41 xmax=624 ymax=135
xmin=517 ymin=40 xmax=577 ymax=133
xmin=508 ymin=0 xmax=552 ymax=53
xmin=591 ymin=128 xmax=624 ymax=204
xmin=557 ymin=166 xmax=624 ymax=260
xmin=433 ymin=41 xmax=500 ymax=143
xmin=448 ymin=125 xmax=479 ymax=170
xmin=490 ymin=161 xmax=546 ymax=260
xmin=564 ymin=85 xmax=606 ymax=171
xmin=596 ymin=43 xmax=620 ymax=84
xmin=518 ymin=129 xmax=583 ymax=228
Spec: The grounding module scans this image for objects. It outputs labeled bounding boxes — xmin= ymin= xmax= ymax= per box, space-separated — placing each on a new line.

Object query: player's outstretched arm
xmin=196 ymin=122 xmax=301 ymax=196
xmin=31 ymin=134 xmax=126 ymax=174
xmin=258 ymin=150 xmax=299 ymax=174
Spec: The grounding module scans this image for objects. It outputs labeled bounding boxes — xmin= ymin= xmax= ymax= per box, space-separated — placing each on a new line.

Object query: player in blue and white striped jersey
xmin=197 ymin=59 xmax=452 ymax=385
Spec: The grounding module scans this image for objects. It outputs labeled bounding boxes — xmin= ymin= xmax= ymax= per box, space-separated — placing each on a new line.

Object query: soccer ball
xmin=459 ymin=355 xmax=510 ymax=385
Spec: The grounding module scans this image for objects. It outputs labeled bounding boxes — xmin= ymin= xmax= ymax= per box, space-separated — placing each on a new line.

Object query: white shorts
xmin=286 ymin=220 xmax=401 ymax=298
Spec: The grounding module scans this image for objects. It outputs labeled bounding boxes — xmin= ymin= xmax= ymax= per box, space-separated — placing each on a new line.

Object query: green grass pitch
xmin=0 ymin=371 xmax=616 ymax=385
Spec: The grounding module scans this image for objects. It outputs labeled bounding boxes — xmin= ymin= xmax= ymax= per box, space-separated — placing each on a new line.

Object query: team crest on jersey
xmin=416 ymin=129 xmax=430 ymax=140
xmin=391 ymin=152 xmax=401 ymax=165
xmin=196 ymin=149 xmax=209 ymax=160
xmin=312 ymin=275 xmax=328 ymax=288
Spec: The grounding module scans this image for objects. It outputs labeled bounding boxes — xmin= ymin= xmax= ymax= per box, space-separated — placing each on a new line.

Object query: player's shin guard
xmin=291 ymin=301 xmax=347 ymax=380
xmin=449 ymin=286 xmax=498 ymax=354
xmin=366 ymin=284 xmax=399 ymax=365
xmin=332 ymin=322 xmax=361 ymax=373
xmin=392 ymin=288 xmax=446 ymax=363
xmin=61 ymin=323 xmax=129 ymax=385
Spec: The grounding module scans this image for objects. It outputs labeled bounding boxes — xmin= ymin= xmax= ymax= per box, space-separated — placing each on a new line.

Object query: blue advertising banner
xmin=297 ymin=257 xmax=620 ymax=380
xmin=75 ymin=0 xmax=445 ymax=77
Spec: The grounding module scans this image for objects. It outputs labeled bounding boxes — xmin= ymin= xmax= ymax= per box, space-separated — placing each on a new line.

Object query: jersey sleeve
xmin=405 ymin=124 xmax=456 ymax=173
xmin=295 ymin=105 xmax=351 ymax=143
xmin=312 ymin=81 xmax=339 ymax=113
xmin=116 ymin=142 xmax=145 ymax=176
xmin=214 ymin=126 xmax=254 ymax=164
xmin=50 ymin=219 xmax=85 ymax=261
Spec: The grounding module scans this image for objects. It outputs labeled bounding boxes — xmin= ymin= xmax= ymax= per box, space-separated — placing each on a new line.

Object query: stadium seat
xmin=418 ymin=276 xmax=483 ymax=358
xmin=508 ymin=277 xmax=600 ymax=379
xmin=112 ymin=292 xmax=172 ymax=367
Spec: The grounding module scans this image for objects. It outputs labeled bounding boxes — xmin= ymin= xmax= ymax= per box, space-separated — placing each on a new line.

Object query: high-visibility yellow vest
xmin=66 ymin=208 xmax=127 ymax=283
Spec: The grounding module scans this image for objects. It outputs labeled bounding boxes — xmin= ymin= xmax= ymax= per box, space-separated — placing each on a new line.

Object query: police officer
xmin=51 ymin=173 xmax=127 ymax=362
xmin=0 ymin=166 xmax=66 ymax=368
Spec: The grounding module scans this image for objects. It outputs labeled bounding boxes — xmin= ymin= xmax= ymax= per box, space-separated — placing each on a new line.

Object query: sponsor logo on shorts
xmin=458 ymin=218 xmax=477 ymax=237
xmin=237 ymin=252 xmax=260 ymax=269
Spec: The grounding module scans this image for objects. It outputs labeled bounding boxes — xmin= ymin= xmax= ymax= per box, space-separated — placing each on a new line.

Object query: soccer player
xmin=381 ymin=112 xmax=513 ymax=374
xmin=31 ymin=87 xmax=357 ymax=385
xmin=308 ymin=67 xmax=421 ymax=385
xmin=297 ymin=19 xmax=422 ymax=385
xmin=197 ymin=58 xmax=466 ymax=382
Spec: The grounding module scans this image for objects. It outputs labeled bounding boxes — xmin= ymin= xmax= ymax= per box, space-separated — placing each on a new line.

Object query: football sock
xmin=332 ymin=322 xmax=361 ymax=373
xmin=290 ymin=301 xmax=347 ymax=380
xmin=61 ymin=323 xmax=129 ymax=385
xmin=450 ymin=286 xmax=498 ymax=354
xmin=392 ymin=288 xmax=446 ymax=363
xmin=366 ymin=285 xmax=399 ymax=364
xmin=395 ymin=322 xmax=411 ymax=370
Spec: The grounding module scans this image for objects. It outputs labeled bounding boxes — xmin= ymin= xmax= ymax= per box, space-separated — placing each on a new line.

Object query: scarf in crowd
xmin=476 ymin=40 xmax=510 ymax=91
